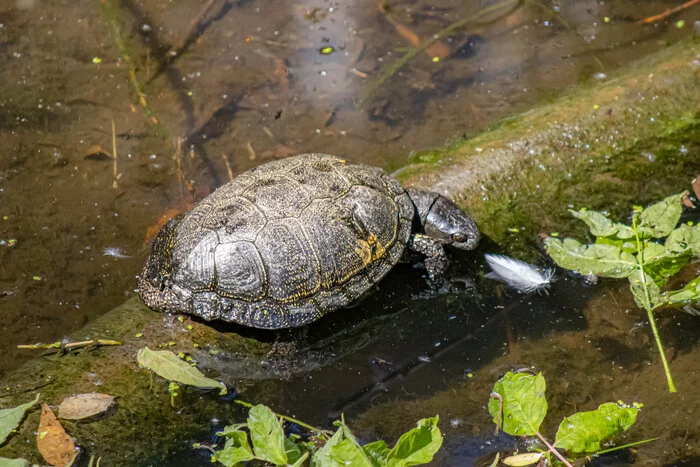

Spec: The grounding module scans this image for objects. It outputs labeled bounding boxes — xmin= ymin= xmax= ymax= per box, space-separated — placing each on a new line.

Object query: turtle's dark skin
xmin=139 ymin=154 xmax=479 ymax=329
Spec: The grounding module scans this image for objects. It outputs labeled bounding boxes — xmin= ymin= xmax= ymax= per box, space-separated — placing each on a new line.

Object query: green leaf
xmin=637 ymin=192 xmax=685 ymax=238
xmin=217 ymin=423 xmax=248 ymax=436
xmin=502 ymin=452 xmax=543 ymax=466
xmin=545 ymin=238 xmax=636 ymax=278
xmin=289 ymin=451 xmax=310 ymax=467
xmin=364 ymin=440 xmax=390 ymax=465
xmin=386 ymin=417 xmax=443 ymax=467
xmin=665 ymin=224 xmax=700 ymax=256
xmin=0 ymin=393 xmax=40 ymax=445
xmin=488 ymin=372 xmax=547 ymax=436
xmin=570 ymin=209 xmax=634 ymax=239
xmin=216 ymin=431 xmax=255 ymax=467
xmin=330 ymin=439 xmax=374 ymax=467
xmin=660 ymin=276 xmax=700 ymax=306
xmin=595 ymin=236 xmax=637 ymax=255
xmin=247 ymin=404 xmax=287 ymax=465
xmin=641 ymin=241 xmax=692 ymax=286
xmin=555 ymin=402 xmax=642 ymax=453
xmin=310 ymin=427 xmax=343 ymax=467
xmin=332 ymin=419 xmax=376 ymax=467
xmin=137 ymin=347 xmax=226 ymax=393
xmin=629 ymin=270 xmax=660 ymax=309
xmin=0 ymin=458 xmax=29 ymax=467
xmin=285 ymin=437 xmax=304 ymax=465
xmin=641 ymin=242 xmax=666 ymax=263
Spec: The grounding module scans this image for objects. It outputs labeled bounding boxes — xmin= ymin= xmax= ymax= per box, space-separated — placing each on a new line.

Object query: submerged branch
xmin=17 ymin=339 xmax=122 ymax=352
xmin=637 ymin=0 xmax=700 ymax=24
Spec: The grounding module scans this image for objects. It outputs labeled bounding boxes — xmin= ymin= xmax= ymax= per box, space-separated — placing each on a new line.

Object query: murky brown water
xmin=1 ymin=1 xmax=699 ymax=464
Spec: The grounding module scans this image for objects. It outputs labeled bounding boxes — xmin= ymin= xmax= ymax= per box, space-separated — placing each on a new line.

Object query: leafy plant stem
xmin=594 ymin=437 xmax=658 ymax=455
xmin=489 ymin=391 xmax=503 ymax=434
xmin=536 ymin=432 xmax=573 ymax=467
xmin=234 ymin=400 xmax=329 ymax=438
xmin=632 ymin=215 xmax=677 ymax=393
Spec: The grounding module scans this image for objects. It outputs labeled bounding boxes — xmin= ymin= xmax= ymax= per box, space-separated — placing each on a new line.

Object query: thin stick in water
xmin=112 ymin=119 xmax=118 ymax=189
xmin=222 ymin=154 xmax=234 ymax=181
xmin=637 ymin=0 xmax=700 ymax=24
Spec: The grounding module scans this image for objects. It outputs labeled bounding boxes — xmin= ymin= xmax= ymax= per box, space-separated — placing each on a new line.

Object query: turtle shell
xmin=139 ymin=154 xmax=414 ymax=329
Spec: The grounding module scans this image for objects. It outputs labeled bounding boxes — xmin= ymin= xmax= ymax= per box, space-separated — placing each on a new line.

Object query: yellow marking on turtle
xmin=354 ymin=233 xmax=386 ymax=268
xmin=354 ymin=241 xmax=372 ymax=267
xmin=366 ymin=233 xmax=386 ymax=261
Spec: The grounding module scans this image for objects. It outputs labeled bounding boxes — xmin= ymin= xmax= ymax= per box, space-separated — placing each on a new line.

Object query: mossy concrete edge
xmin=396 ymin=38 xmax=700 ymax=255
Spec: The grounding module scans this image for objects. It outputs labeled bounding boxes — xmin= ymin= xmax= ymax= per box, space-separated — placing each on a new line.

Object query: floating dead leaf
xmin=58 ymin=393 xmax=116 ymax=421
xmin=83 ymin=145 xmax=112 ymax=161
xmin=37 ymin=404 xmax=78 ymax=467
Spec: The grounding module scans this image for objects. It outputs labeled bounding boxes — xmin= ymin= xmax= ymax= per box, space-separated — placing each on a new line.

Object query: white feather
xmin=484 ymin=254 xmax=554 ymax=293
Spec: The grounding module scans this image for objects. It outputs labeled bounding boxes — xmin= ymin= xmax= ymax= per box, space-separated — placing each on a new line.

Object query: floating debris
xmin=103 ymin=247 xmax=131 ymax=259
xmin=484 ymin=254 xmax=554 ymax=293
xmin=583 ymin=272 xmax=599 ymax=286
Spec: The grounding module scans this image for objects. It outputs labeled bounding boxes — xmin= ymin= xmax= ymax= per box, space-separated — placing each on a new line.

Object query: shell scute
xmin=256 ymin=218 xmax=321 ymax=301
xmin=214 ymin=241 xmax=267 ymax=300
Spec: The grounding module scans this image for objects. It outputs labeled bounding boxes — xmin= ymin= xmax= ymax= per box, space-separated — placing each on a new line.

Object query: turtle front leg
xmin=407 ymin=234 xmax=449 ymax=280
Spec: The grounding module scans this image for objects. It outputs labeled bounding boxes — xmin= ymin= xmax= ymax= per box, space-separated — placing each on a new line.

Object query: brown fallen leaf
xmin=83 ymin=145 xmax=112 ymax=161
xmin=37 ymin=403 xmax=78 ymax=467
xmin=58 ymin=393 xmax=116 ymax=421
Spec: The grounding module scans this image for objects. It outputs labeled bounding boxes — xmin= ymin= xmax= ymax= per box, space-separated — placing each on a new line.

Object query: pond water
xmin=1 ymin=0 xmax=699 ymax=465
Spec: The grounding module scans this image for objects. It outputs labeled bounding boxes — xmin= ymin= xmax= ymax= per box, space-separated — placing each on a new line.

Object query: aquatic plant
xmin=196 ymin=402 xmax=442 ymax=467
xmin=135 ymin=347 xmax=442 ymax=465
xmin=545 ymin=192 xmax=700 ymax=393
xmin=489 ymin=372 xmax=652 ymax=466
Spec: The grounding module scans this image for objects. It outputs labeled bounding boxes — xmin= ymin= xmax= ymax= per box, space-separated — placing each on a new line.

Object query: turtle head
xmin=424 ymin=195 xmax=479 ymax=250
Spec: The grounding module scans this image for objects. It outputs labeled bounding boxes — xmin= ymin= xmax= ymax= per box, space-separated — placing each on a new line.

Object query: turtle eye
xmin=452 ymin=233 xmax=467 ymax=243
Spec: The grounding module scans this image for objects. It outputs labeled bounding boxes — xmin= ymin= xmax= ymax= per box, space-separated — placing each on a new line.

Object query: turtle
xmin=138 ymin=153 xmax=479 ymax=329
